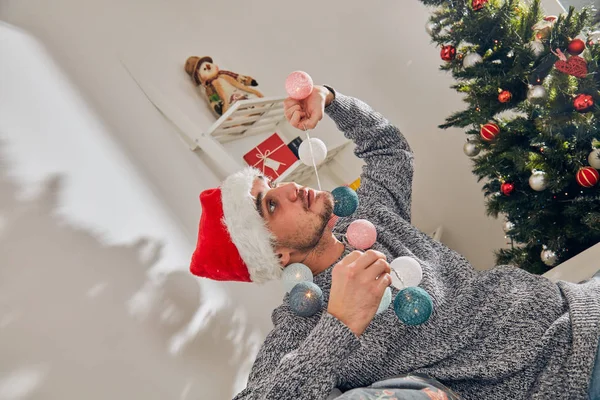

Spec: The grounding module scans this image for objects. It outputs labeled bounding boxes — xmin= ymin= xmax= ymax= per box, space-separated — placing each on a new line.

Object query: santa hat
xmin=189 ymin=167 xmax=282 ymax=283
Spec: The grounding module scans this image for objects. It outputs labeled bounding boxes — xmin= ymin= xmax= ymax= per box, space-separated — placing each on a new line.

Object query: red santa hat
xmin=190 ymin=167 xmax=283 ymax=283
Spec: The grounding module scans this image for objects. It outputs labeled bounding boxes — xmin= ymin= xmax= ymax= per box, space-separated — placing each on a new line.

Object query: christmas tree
xmin=420 ymin=0 xmax=600 ymax=274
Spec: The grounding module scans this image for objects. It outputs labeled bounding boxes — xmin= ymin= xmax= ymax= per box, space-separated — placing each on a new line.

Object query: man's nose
xmin=275 ymin=182 xmax=300 ymax=201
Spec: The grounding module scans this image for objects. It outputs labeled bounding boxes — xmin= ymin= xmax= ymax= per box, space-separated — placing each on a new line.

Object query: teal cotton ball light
xmin=331 ymin=186 xmax=359 ymax=217
xmin=393 ymin=287 xmax=433 ymax=326
xmin=289 ymin=282 xmax=323 ymax=317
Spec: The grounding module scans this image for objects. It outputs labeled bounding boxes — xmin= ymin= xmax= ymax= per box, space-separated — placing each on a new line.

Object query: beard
xmin=279 ymin=191 xmax=334 ymax=253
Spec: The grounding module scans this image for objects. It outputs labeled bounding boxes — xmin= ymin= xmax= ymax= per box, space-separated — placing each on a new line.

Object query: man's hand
xmin=327 ymin=250 xmax=391 ymax=337
xmin=283 ymin=85 xmax=334 ymax=130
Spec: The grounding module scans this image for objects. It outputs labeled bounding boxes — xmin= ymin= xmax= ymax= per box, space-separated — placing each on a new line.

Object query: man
xmin=190 ymin=85 xmax=600 ymax=399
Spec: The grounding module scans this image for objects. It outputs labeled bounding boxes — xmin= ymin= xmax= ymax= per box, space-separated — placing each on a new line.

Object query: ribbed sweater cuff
xmin=299 ymin=312 xmax=361 ymax=361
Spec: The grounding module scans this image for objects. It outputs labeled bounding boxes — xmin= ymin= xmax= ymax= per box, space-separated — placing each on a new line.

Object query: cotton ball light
xmin=393 ymin=287 xmax=433 ymax=326
xmin=289 ymin=282 xmax=323 ymax=317
xmin=298 ymin=138 xmax=327 ymax=166
xmin=347 ymin=219 xmax=377 ymax=250
xmin=377 ymin=287 xmax=392 ymax=315
xmin=463 ymin=52 xmax=483 ymax=68
xmin=326 ymin=214 xmax=339 ymax=230
xmin=331 ymin=186 xmax=359 ymax=217
xmin=389 ymin=256 xmax=423 ymax=289
xmin=285 ymin=71 xmax=313 ymax=100
xmin=282 ymin=263 xmax=313 ymax=293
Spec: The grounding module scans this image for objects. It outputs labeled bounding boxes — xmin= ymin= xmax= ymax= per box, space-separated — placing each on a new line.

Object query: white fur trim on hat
xmin=221 ymin=167 xmax=282 ymax=283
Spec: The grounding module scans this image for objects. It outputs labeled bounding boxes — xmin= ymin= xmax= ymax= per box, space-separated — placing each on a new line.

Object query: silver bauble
xmin=463 ymin=141 xmax=480 ymax=157
xmin=541 ymin=249 xmax=558 ymax=266
xmin=527 ymin=40 xmax=545 ymax=58
xmin=502 ymin=220 xmax=515 ymax=233
xmin=425 ymin=21 xmax=439 ymax=36
xmin=527 ymin=85 xmax=547 ymax=104
xmin=463 ymin=53 xmax=483 ymax=68
xmin=529 ymin=170 xmax=548 ymax=191
xmin=588 ymin=149 xmax=600 ymax=170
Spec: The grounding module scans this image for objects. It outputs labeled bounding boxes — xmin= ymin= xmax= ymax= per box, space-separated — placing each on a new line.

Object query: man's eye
xmin=269 ymin=180 xmax=277 ymax=188
xmin=268 ymin=200 xmax=276 ymax=214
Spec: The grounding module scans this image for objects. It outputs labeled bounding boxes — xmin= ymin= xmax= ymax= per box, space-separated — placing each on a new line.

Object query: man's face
xmin=250 ymin=175 xmax=334 ymax=254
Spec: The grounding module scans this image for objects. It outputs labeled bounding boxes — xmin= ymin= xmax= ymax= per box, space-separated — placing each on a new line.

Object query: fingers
xmin=303 ymin=109 xmax=323 ymax=130
xmin=352 ymin=250 xmax=387 ymax=271
xmin=284 ymin=103 xmax=305 ymax=128
xmin=377 ymin=273 xmax=392 ymax=292
xmin=364 ymin=259 xmax=391 ymax=282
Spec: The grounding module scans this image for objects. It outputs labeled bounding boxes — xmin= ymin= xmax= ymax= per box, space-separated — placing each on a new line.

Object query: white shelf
xmin=275 ymin=140 xmax=352 ymax=184
xmin=119 ymin=58 xmax=351 ymax=182
xmin=203 ymin=96 xmax=287 ymax=144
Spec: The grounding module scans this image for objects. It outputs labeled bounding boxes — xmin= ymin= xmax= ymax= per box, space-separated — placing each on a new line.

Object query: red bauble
xmin=576 ymin=167 xmax=600 ymax=188
xmin=501 ymin=182 xmax=515 ymax=196
xmin=440 ymin=45 xmax=457 ymax=62
xmin=480 ymin=122 xmax=500 ymax=141
xmin=498 ymin=90 xmax=512 ymax=103
xmin=472 ymin=0 xmax=489 ymax=11
xmin=567 ymin=39 xmax=586 ymax=55
xmin=573 ymin=94 xmax=594 ymax=112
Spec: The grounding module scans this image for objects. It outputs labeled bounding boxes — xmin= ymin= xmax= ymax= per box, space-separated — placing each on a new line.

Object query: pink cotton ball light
xmin=285 ymin=71 xmax=313 ymax=100
xmin=347 ymin=219 xmax=377 ymax=250
xmin=327 ymin=215 xmax=339 ymax=230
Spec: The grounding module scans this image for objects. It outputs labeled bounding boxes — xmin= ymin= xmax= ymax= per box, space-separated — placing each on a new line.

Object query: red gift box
xmin=243 ymin=133 xmax=299 ymax=181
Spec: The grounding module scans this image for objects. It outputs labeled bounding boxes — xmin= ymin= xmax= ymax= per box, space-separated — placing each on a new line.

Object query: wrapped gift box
xmin=243 ymin=133 xmax=299 ymax=181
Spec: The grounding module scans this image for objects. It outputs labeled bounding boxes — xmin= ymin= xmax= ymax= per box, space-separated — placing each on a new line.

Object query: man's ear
xmin=277 ymin=250 xmax=291 ymax=268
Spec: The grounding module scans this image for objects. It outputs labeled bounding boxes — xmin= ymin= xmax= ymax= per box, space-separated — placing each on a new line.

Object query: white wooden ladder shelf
xmin=120 ymin=58 xmax=350 ymax=182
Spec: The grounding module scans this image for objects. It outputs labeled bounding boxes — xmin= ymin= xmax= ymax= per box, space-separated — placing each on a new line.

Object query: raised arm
xmin=284 ymin=86 xmax=414 ymax=221
xmin=233 ymin=307 xmax=360 ymax=400
xmin=324 ymin=87 xmax=414 ymax=222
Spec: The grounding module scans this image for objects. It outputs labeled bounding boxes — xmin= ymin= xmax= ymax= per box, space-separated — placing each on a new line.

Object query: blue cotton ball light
xmin=282 ymin=263 xmax=313 ymax=293
xmin=376 ymin=286 xmax=392 ymax=315
xmin=393 ymin=287 xmax=433 ymax=326
xmin=289 ymin=282 xmax=323 ymax=317
xmin=331 ymin=186 xmax=359 ymax=217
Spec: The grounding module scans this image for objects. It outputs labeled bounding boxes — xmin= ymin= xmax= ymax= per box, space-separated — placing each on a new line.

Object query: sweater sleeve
xmin=233 ymin=309 xmax=361 ymax=400
xmin=325 ymin=88 xmax=414 ymax=222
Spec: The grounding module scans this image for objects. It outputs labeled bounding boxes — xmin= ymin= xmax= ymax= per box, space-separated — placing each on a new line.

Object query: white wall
xmin=0 ymin=0 xmax=564 ymax=397
xmin=0 ymin=22 xmax=276 ymax=399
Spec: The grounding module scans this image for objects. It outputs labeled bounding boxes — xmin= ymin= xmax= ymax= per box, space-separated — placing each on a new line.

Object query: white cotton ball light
xmin=390 ymin=257 xmax=423 ymax=289
xmin=298 ymin=138 xmax=328 ymax=166
xmin=282 ymin=263 xmax=313 ymax=293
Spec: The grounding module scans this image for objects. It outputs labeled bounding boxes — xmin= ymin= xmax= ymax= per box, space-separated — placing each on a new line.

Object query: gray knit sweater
xmin=233 ymin=91 xmax=600 ymax=400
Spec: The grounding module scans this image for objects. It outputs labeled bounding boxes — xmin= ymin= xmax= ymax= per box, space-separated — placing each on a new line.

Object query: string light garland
xmin=281 ymin=71 xmax=434 ymax=325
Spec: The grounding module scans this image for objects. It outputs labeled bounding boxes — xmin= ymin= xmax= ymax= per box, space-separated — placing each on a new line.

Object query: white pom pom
xmin=298 ymin=138 xmax=327 ymax=166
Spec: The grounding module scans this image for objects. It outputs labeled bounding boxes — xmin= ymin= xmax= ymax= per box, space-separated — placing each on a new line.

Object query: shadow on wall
xmin=0 ymin=144 xmax=261 ymax=399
